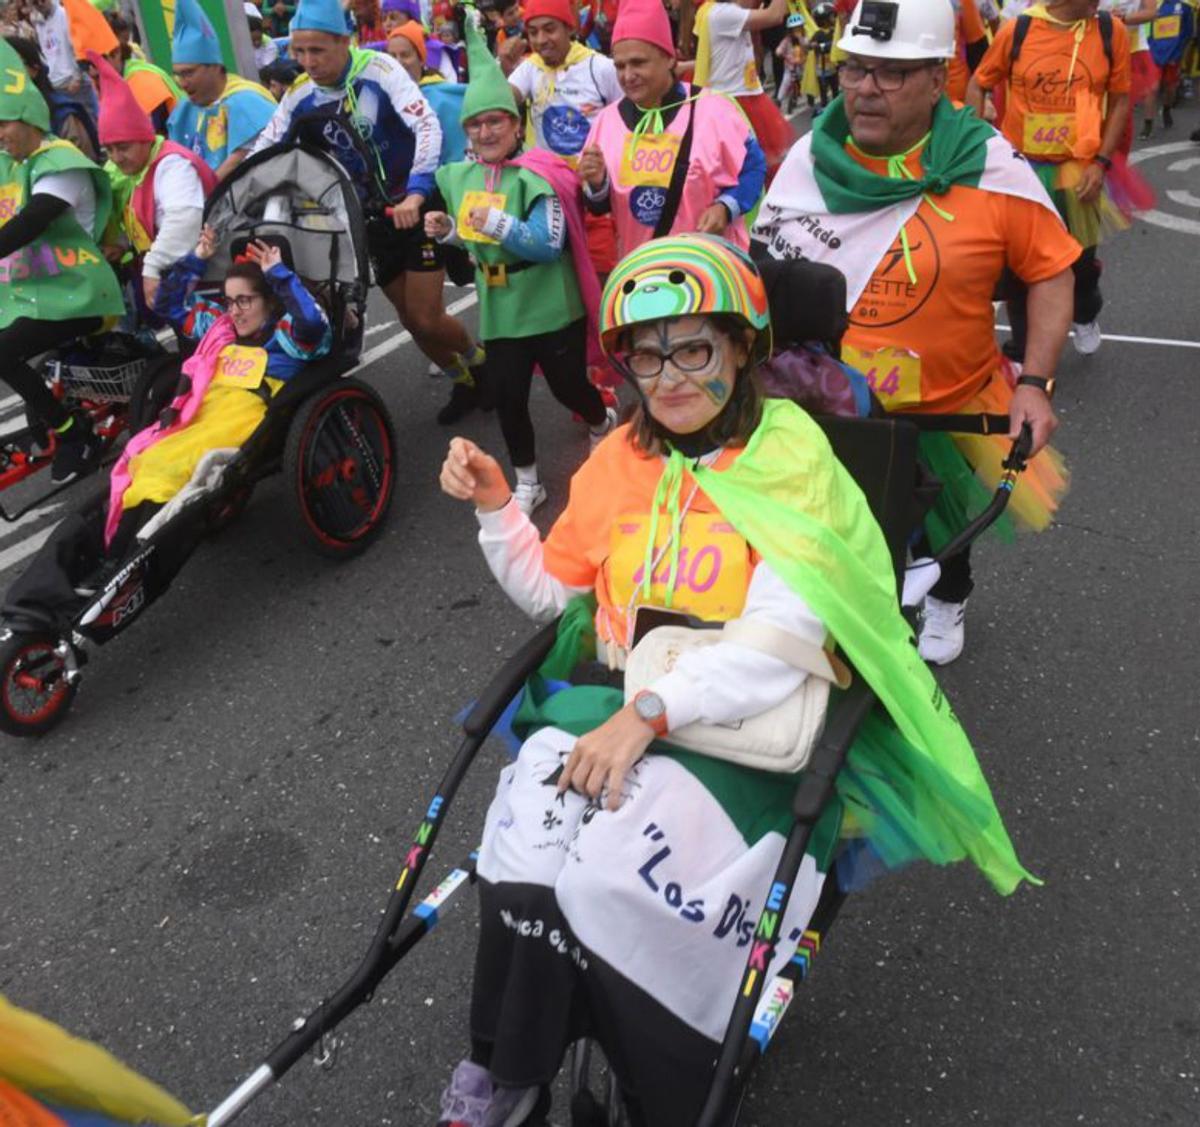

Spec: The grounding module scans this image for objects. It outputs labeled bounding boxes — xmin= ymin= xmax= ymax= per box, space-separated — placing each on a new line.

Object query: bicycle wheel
xmin=0 ymin=632 xmax=76 ymax=737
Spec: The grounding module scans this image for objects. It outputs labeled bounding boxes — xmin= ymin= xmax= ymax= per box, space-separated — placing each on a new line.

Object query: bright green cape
xmin=811 ymin=94 xmax=997 ymax=214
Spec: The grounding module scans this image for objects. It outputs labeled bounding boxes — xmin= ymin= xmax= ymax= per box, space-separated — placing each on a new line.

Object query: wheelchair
xmin=198 ymin=401 xmax=1032 ymax=1126
xmin=0 ymin=144 xmax=397 ymax=737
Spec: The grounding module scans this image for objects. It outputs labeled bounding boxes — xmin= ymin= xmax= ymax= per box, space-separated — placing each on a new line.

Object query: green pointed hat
xmin=459 ymin=6 xmax=518 ymax=124
xmin=0 ymin=39 xmax=50 ymax=130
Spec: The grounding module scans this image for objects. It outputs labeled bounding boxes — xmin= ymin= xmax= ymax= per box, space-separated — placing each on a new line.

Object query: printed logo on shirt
xmin=1019 ymin=51 xmax=1097 ymax=109
xmin=542 ymin=104 xmax=591 ymax=155
xmin=205 ymin=106 xmax=229 ymax=153
xmin=630 ymin=185 xmax=668 ymax=228
xmin=849 ymin=213 xmax=941 ymax=330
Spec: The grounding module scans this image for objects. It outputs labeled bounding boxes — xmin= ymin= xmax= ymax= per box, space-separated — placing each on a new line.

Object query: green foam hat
xmin=459 ymin=6 xmax=518 ymax=124
xmin=0 ymin=38 xmax=50 ymax=130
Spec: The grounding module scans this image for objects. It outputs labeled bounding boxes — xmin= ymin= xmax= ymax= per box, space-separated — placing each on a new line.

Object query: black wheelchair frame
xmin=202 ymin=411 xmax=1032 ymax=1126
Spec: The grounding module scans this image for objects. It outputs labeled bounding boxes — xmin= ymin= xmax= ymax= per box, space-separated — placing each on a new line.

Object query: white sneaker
xmin=918 ymin=596 xmax=967 ymax=665
xmin=1072 ymin=321 xmax=1102 ymax=355
xmin=589 ymin=406 xmax=619 ymax=450
xmin=513 ymin=479 xmax=547 ymax=516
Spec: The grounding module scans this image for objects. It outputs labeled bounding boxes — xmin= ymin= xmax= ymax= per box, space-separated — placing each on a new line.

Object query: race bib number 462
xmin=212 ymin=344 xmax=269 ymax=389
xmin=619 ymin=132 xmax=682 ymax=188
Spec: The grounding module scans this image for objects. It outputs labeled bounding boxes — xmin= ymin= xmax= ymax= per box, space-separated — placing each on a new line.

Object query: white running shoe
xmin=918 ymin=596 xmax=967 ymax=665
xmin=1072 ymin=321 xmax=1102 ymax=355
xmin=513 ymin=479 xmax=547 ymax=516
xmin=589 ymin=406 xmax=619 ymax=450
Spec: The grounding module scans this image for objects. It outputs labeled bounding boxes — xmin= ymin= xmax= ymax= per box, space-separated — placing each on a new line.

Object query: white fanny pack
xmin=623 ymin=618 xmax=852 ymax=774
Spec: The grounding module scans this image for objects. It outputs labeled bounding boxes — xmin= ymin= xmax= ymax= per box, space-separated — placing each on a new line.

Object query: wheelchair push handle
xmin=933 ymin=422 xmax=1033 ymax=563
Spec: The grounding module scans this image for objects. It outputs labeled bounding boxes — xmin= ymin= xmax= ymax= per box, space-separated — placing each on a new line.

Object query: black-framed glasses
xmin=620 ymin=339 xmax=716 ymax=382
xmin=221 ymin=293 xmax=263 ymax=311
xmin=837 ymin=60 xmax=939 ymax=92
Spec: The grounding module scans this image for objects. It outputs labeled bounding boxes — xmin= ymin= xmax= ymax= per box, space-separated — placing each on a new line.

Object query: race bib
xmin=1023 ymin=111 xmax=1074 ymax=157
xmin=842 ymin=344 xmax=922 ymax=409
xmin=605 ymin=508 xmax=753 ymax=636
xmin=456 ymin=189 xmax=507 ymax=245
xmin=0 ymin=180 xmax=21 ymax=228
xmin=618 ymin=132 xmax=682 ymax=189
xmin=743 ymin=59 xmax=762 ymax=91
xmin=212 ymin=344 xmax=269 ymax=389
xmin=205 ymin=107 xmax=229 ymax=155
xmin=1152 ymin=13 xmax=1181 ymax=37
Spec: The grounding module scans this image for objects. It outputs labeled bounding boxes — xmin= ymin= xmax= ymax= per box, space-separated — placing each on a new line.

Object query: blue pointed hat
xmin=290 ymin=0 xmax=353 ymax=35
xmin=173 ymin=0 xmax=224 ymax=64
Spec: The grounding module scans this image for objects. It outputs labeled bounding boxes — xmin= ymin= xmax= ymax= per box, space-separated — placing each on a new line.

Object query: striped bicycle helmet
xmin=599 ymin=235 xmax=773 ymax=365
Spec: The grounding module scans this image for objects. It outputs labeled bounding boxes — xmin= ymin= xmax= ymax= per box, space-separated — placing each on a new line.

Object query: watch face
xmin=635 ymin=692 xmax=666 ymax=721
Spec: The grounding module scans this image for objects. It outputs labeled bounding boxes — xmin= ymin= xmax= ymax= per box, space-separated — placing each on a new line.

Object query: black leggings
xmin=1002 ymin=247 xmax=1102 ymax=362
xmin=0 ymin=316 xmax=103 ymax=429
xmin=487 ymin=318 xmax=606 ymax=468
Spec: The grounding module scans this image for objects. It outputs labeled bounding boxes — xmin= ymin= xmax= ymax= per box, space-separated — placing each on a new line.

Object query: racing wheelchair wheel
xmin=282 ymin=378 xmax=396 ymax=558
xmin=128 ymin=355 xmax=183 ymax=435
xmin=0 ymin=632 xmax=76 ymax=737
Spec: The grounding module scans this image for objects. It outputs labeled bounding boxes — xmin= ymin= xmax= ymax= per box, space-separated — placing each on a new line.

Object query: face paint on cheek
xmin=702 ymin=377 xmax=730 ymax=405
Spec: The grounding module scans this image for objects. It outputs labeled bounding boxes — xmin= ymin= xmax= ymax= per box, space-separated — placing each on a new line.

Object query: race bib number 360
xmin=619 ymin=132 xmax=682 ymax=188
xmin=1023 ymin=111 xmax=1075 ymax=157
xmin=842 ymin=343 xmax=922 ymax=409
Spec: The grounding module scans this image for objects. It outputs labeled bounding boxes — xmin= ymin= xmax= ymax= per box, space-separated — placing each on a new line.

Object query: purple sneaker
xmin=436 ymin=1060 xmax=542 ymax=1127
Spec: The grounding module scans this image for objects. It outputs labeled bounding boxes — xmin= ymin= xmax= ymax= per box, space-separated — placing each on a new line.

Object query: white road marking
xmin=997 ymin=325 xmax=1200 ymax=350
xmin=1168 ymin=157 xmax=1200 ymax=174
xmin=349 ymin=292 xmax=480 ymax=373
xmin=1166 ymin=188 xmax=1200 ymax=210
xmin=0 ymin=524 xmax=55 ymax=575
xmin=1128 ymin=142 xmax=1200 ymax=235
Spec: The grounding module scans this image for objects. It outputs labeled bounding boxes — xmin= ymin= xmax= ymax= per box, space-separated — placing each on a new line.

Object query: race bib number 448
xmin=1023 ymin=111 xmax=1075 ymax=157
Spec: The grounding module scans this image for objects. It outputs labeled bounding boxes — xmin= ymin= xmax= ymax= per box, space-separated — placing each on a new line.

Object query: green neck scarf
xmin=811 ymin=93 xmax=996 ymax=214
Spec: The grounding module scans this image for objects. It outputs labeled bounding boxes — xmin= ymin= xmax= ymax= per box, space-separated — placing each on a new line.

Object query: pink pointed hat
xmin=88 ymin=50 xmax=155 ymax=145
xmin=612 ymin=0 xmax=676 ymax=57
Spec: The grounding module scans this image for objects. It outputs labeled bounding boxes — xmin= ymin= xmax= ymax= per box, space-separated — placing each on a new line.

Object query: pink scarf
xmin=104 ymin=316 xmax=239 ymax=547
xmin=509 ymin=149 xmax=613 ymax=377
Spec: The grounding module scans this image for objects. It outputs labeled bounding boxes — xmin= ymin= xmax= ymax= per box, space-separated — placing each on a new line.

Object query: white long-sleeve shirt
xmin=143 ymin=155 xmax=206 ymax=279
xmin=476 ymin=498 xmax=827 ymax=732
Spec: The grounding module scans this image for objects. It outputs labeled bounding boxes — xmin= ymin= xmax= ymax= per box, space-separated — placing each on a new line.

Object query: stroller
xmin=198 ymin=262 xmax=1035 ymax=1126
xmin=0 ymin=144 xmax=397 ymax=737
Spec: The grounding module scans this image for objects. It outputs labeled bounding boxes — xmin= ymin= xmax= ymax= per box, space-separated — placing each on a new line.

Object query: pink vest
xmin=132 ymin=140 xmax=219 ymax=244
xmin=586 ymin=88 xmax=752 ymax=256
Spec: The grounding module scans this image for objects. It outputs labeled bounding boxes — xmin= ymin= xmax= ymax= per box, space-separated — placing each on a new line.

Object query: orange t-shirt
xmin=973 ymin=15 xmax=1131 ymax=161
xmin=840 ymin=145 xmax=1080 ymax=414
xmin=544 ymin=431 xmax=757 ymax=647
xmin=947 ymin=0 xmax=988 ymax=102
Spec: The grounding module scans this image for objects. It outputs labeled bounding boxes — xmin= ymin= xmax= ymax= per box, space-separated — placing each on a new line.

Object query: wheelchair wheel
xmin=0 ymin=632 xmax=76 ymax=738
xmin=282 ymin=378 xmax=395 ymax=558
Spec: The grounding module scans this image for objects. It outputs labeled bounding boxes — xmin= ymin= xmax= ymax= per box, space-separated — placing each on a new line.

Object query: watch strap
xmin=1016 ymin=374 xmax=1054 ymax=398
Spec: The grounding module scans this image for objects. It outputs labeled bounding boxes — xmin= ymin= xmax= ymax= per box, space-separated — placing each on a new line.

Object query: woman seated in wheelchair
xmin=437 ymin=235 xmax=1035 ymax=1127
xmin=103 ymin=225 xmax=332 ymax=555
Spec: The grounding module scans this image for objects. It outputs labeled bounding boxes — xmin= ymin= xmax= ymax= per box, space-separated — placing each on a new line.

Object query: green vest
xmin=435 ymin=160 xmax=584 ymax=340
xmin=0 ymin=139 xmax=125 ymax=329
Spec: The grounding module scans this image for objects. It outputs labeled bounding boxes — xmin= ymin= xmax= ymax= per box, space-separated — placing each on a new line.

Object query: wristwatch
xmin=1016 ymin=374 xmax=1056 ymax=400
xmin=632 ymin=690 xmax=670 ymax=737
xmin=1094 ymin=154 xmax=1113 ymax=173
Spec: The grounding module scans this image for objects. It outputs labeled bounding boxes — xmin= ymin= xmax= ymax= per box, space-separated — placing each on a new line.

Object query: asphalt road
xmin=2 ymin=108 xmax=1199 ymax=1127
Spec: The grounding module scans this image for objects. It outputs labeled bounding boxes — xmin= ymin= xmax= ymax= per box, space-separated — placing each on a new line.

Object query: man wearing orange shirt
xmin=967 ymin=0 xmax=1131 ymax=357
xmin=756 ymin=0 xmax=1077 ymax=664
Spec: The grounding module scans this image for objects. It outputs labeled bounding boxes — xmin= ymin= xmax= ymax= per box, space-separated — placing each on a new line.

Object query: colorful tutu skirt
xmin=916 ymin=367 xmax=1069 ymax=553
xmin=1031 ymin=154 xmax=1156 ymax=248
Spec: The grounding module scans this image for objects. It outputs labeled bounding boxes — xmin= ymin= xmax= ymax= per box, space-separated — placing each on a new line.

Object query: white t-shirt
xmin=703 ymin=3 xmax=762 ymax=97
xmin=509 ymin=50 xmax=623 ymax=158
xmin=1100 ymin=0 xmax=1149 ymax=51
xmin=31 ymin=1 xmax=78 ymax=89
xmin=34 ymin=169 xmax=97 ymax=238
xmin=145 ymin=155 xmax=206 ymax=277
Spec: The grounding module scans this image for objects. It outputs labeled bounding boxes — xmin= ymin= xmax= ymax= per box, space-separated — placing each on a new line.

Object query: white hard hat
xmin=244 ymin=1 xmax=263 ymax=21
xmin=836 ymin=0 xmax=956 ymax=60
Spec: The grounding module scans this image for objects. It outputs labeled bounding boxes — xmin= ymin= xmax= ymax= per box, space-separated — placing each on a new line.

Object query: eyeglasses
xmin=837 ymin=60 xmax=938 ymax=92
xmin=221 ymin=293 xmax=263 ymax=311
xmin=620 ymin=339 xmax=716 ymax=382
xmin=464 ymin=115 xmax=514 ymax=136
